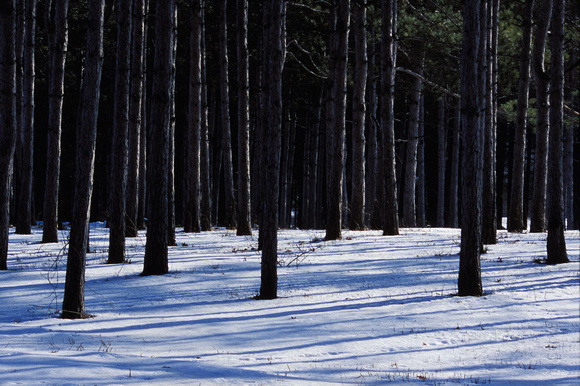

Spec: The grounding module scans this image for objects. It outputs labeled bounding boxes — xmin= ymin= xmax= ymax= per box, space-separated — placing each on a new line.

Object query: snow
xmin=1 ymin=223 xmax=579 ymax=385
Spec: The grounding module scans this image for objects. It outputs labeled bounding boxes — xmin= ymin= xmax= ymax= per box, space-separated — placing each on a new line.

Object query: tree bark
xmin=482 ymin=0 xmax=498 ymax=245
xmin=546 ymin=0 xmax=568 ymax=264
xmin=380 ymin=0 xmax=399 ymax=236
xmin=436 ymin=97 xmax=446 ymax=228
xmin=403 ymin=57 xmax=423 ymax=229
xmin=350 ymin=0 xmax=367 ymax=230
xmin=0 ymin=0 xmax=16 ymax=270
xmin=507 ymin=0 xmax=534 ymax=232
xmin=16 ymin=0 xmax=36 ymax=235
xmin=326 ymin=0 xmax=350 ymax=240
xmin=200 ymin=1 xmax=211 ymax=231
xmin=108 ymin=0 xmax=132 ymax=264
xmin=167 ymin=9 xmax=177 ymax=247
xmin=530 ymin=0 xmax=552 ymax=233
xmin=416 ymin=95 xmax=426 ymax=227
xmin=219 ymin=0 xmax=237 ymax=229
xmin=62 ymin=0 xmax=105 ymax=319
xmin=365 ymin=35 xmax=377 ymax=228
xmin=185 ymin=0 xmax=202 ymax=233
xmin=236 ymin=0 xmax=252 ymax=235
xmin=258 ymin=0 xmax=285 ymax=300
xmin=142 ymin=0 xmax=175 ymax=276
xmin=458 ymin=0 xmax=483 ymax=297
xmin=126 ymin=0 xmax=146 ymax=238
xmin=563 ymin=51 xmax=575 ymax=229
xmin=448 ymin=101 xmax=461 ymax=228
xmin=42 ymin=0 xmax=69 ymax=243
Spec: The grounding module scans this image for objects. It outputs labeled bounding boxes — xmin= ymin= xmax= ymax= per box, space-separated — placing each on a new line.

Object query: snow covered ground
xmin=1 ymin=223 xmax=578 ymax=385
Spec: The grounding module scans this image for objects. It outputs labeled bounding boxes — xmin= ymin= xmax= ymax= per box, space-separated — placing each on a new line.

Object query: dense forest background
xmin=3 ymin=0 xmax=579 ymax=239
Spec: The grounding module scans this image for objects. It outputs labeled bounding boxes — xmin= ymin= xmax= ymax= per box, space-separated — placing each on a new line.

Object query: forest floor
xmin=0 ymin=222 xmax=578 ymax=384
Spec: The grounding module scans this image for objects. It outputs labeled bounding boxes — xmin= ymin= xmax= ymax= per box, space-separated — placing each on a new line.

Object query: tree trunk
xmin=12 ymin=0 xmax=23 ymax=231
xmin=563 ymin=51 xmax=575 ymax=229
xmin=458 ymin=0 xmax=483 ymax=297
xmin=236 ymin=0 xmax=252 ymax=235
xmin=137 ymin=0 xmax=149 ymax=231
xmin=416 ymin=95 xmax=426 ymax=227
xmin=530 ymin=0 xmax=552 ymax=233
xmin=380 ymin=0 xmax=399 ymax=236
xmin=448 ymin=101 xmax=461 ymax=228
xmin=126 ymin=0 xmax=146 ymax=238
xmin=141 ymin=0 xmax=174 ymax=276
xmin=42 ymin=0 xmax=70 ymax=244
xmin=350 ymin=0 xmax=366 ymax=230
xmin=365 ymin=35 xmax=377 ymax=228
xmin=436 ymin=97 xmax=446 ymax=227
xmin=184 ymin=0 xmax=202 ymax=234
xmin=167 ymin=8 xmax=177 ymax=247
xmin=482 ymin=0 xmax=498 ymax=245
xmin=219 ymin=0 xmax=237 ymax=229
xmin=200 ymin=1 xmax=211 ymax=231
xmin=258 ymin=0 xmax=285 ymax=300
xmin=546 ymin=0 xmax=568 ymax=264
xmin=0 ymin=0 xmax=16 ymax=270
xmin=507 ymin=0 xmax=534 ymax=232
xmin=16 ymin=0 xmax=36 ymax=235
xmin=62 ymin=0 xmax=105 ymax=319
xmin=108 ymin=0 xmax=132 ymax=264
xmin=326 ymin=0 xmax=350 ymax=241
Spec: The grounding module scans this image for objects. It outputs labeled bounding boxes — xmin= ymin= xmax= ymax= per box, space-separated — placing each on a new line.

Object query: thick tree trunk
xmin=13 ymin=0 xmax=23 ymax=231
xmin=530 ymin=0 xmax=552 ymax=233
xmin=436 ymin=97 xmax=446 ymax=228
xmin=142 ymin=0 xmax=174 ymax=276
xmin=416 ymin=95 xmax=426 ymax=227
xmin=42 ymin=0 xmax=70 ymax=244
xmin=126 ymin=0 xmax=146 ymax=238
xmin=16 ymin=0 xmax=36 ymax=235
xmin=326 ymin=0 xmax=350 ymax=240
xmin=350 ymin=0 xmax=367 ymax=230
xmin=258 ymin=0 xmax=285 ymax=300
xmin=482 ymin=0 xmax=498 ymax=245
xmin=365 ymin=36 xmax=377 ymax=227
xmin=403 ymin=58 xmax=423 ymax=228
xmin=184 ymin=0 xmax=202 ymax=233
xmin=108 ymin=0 xmax=132 ymax=264
xmin=200 ymin=2 xmax=211 ymax=231
xmin=236 ymin=0 xmax=252 ymax=235
xmin=137 ymin=0 xmax=149 ymax=231
xmin=219 ymin=0 xmax=237 ymax=229
xmin=458 ymin=0 xmax=483 ymax=297
xmin=381 ymin=0 xmax=399 ymax=236
xmin=62 ymin=0 xmax=105 ymax=318
xmin=507 ymin=0 xmax=534 ymax=232
xmin=546 ymin=0 xmax=568 ymax=264
xmin=0 ymin=0 xmax=17 ymax=270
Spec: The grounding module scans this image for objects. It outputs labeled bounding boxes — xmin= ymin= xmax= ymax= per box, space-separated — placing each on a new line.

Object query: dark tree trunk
xmin=436 ymin=97 xmax=446 ymax=228
xmin=326 ymin=0 xmax=350 ymax=240
xmin=402 ymin=56 xmax=423 ymax=228
xmin=108 ymin=0 xmax=133 ymax=264
xmin=416 ymin=95 xmax=426 ymax=227
xmin=563 ymin=51 xmax=575 ymax=229
xmin=380 ymin=0 xmax=399 ymax=236
xmin=448 ymin=101 xmax=461 ymax=228
xmin=507 ymin=0 xmax=534 ymax=232
xmin=42 ymin=0 xmax=70 ymax=244
xmin=546 ymin=0 xmax=568 ymax=264
xmin=141 ymin=0 xmax=175 ymax=276
xmin=167 ymin=9 xmax=177 ymax=247
xmin=13 ymin=0 xmax=23 ymax=232
xmin=458 ymin=0 xmax=483 ymax=297
xmin=16 ymin=0 xmax=36 ymax=235
xmin=365 ymin=35 xmax=377 ymax=227
xmin=530 ymin=0 xmax=552 ymax=233
xmin=200 ymin=2 xmax=211 ymax=231
xmin=184 ymin=0 xmax=202 ymax=233
xmin=137 ymin=0 xmax=149 ymax=231
xmin=62 ymin=0 xmax=105 ymax=319
xmin=219 ymin=0 xmax=237 ymax=229
xmin=482 ymin=0 xmax=498 ymax=245
xmin=0 ymin=0 xmax=16 ymax=270
xmin=126 ymin=0 xmax=146 ymax=238
xmin=350 ymin=0 xmax=366 ymax=230
xmin=257 ymin=0 xmax=285 ymax=300
xmin=236 ymin=0 xmax=252 ymax=235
